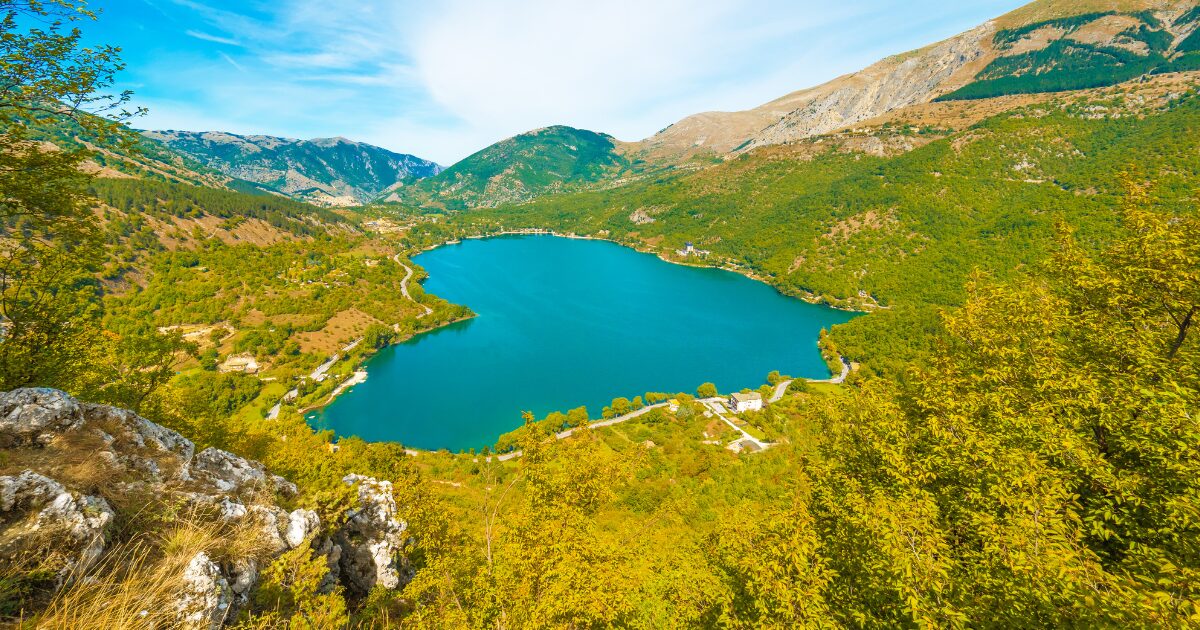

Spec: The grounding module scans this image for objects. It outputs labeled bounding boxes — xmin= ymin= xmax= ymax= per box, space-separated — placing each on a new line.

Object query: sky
xmin=91 ymin=0 xmax=1028 ymax=165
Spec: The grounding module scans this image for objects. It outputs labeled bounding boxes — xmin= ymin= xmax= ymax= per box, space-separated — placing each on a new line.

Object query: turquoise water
xmin=312 ymin=235 xmax=858 ymax=451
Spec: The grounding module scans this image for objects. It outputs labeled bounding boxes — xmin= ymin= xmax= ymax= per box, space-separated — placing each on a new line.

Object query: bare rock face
xmin=336 ymin=474 xmax=411 ymax=593
xmin=0 ymin=388 xmax=84 ymax=446
xmin=743 ymin=25 xmax=990 ymax=152
xmin=176 ymin=552 xmax=233 ymax=630
xmin=0 ymin=388 xmax=416 ymax=625
xmin=0 ymin=470 xmax=114 ymax=578
xmin=193 ymin=447 xmax=298 ymax=496
xmin=286 ymin=508 xmax=320 ymax=549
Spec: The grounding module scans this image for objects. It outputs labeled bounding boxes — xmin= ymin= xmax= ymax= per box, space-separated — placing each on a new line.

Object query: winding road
xmin=393 ymin=253 xmax=433 ymax=319
xmin=493 ymin=402 xmax=670 ymax=461
xmin=769 ymin=357 xmax=852 ymax=403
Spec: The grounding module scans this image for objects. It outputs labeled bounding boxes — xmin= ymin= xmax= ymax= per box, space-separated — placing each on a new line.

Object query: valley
xmin=2 ymin=0 xmax=1199 ymax=627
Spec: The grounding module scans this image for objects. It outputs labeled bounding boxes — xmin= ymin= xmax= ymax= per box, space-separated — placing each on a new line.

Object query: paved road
xmin=267 ymin=337 xmax=363 ymax=420
xmin=393 ymin=254 xmax=433 ymax=318
xmin=768 ymin=357 xmax=852 ymax=403
xmin=700 ymin=397 xmax=770 ymax=450
xmin=491 ymin=402 xmax=670 ymax=462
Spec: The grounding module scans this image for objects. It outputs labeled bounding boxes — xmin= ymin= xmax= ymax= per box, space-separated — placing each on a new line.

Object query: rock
xmin=192 ymin=448 xmax=298 ymax=496
xmin=0 ymin=471 xmax=114 ymax=577
xmin=175 ymin=552 xmax=232 ymax=630
xmin=335 ymin=474 xmax=410 ymax=594
xmin=228 ymin=557 xmax=258 ymax=606
xmin=0 ymin=388 xmax=84 ymax=446
xmin=285 ymin=509 xmax=320 ymax=548
xmin=83 ymin=402 xmax=197 ymax=472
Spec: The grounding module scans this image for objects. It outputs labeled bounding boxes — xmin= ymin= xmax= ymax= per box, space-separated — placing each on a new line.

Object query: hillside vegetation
xmin=438 ymin=76 xmax=1200 ymax=375
xmin=144 ymin=131 xmax=443 ymax=206
xmin=390 ymin=125 xmax=633 ymax=209
xmin=2 ymin=0 xmax=1200 ymax=627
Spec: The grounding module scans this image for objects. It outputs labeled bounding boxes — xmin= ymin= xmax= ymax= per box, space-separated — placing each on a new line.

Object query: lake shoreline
xmin=416 ymin=229 xmax=875 ymax=314
xmin=317 ymin=234 xmax=858 ymax=451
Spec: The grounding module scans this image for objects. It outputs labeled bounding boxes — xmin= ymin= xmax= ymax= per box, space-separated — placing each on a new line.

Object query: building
xmin=218 ymin=353 xmax=260 ymax=375
xmin=728 ymin=392 xmax=763 ymax=413
xmin=667 ymin=398 xmax=680 ymax=413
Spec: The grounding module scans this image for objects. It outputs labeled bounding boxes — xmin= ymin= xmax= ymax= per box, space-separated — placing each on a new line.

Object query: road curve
xmin=393 ymin=253 xmax=433 ymax=319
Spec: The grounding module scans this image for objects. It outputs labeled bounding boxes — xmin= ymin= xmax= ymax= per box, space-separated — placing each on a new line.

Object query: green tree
xmin=0 ymin=0 xmax=142 ymax=392
xmin=697 ymin=382 xmax=718 ymax=398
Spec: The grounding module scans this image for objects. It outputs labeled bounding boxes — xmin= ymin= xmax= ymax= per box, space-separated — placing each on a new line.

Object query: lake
xmin=312 ymin=235 xmax=858 ymax=451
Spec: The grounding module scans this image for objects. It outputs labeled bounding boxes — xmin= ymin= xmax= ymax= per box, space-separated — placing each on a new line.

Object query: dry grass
xmin=294 ymin=308 xmax=381 ymax=355
xmin=24 ymin=510 xmax=274 ymax=629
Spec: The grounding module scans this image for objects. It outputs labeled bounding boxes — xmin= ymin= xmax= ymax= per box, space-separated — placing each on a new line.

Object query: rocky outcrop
xmin=177 ymin=552 xmax=233 ymax=630
xmin=637 ymin=24 xmax=992 ymax=161
xmin=336 ymin=474 xmax=411 ymax=594
xmin=0 ymin=470 xmax=114 ymax=579
xmin=0 ymin=387 xmax=85 ymax=446
xmin=0 ymin=388 xmax=414 ymax=626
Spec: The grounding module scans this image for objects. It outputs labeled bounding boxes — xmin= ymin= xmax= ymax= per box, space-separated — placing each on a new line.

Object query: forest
xmin=1 ymin=0 xmax=1199 ymax=627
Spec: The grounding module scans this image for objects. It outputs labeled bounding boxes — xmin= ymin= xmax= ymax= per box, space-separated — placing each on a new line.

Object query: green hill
xmin=391 ymin=125 xmax=632 ymax=210
xmin=435 ymin=75 xmax=1200 ymax=376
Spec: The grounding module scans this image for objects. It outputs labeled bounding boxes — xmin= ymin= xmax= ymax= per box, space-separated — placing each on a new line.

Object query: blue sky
xmin=92 ymin=0 xmax=1027 ymax=165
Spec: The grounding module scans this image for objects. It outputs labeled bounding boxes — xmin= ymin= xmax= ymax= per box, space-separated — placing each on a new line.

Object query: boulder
xmin=192 ymin=448 xmax=298 ymax=497
xmin=0 ymin=388 xmax=84 ymax=446
xmin=335 ymin=474 xmax=410 ymax=594
xmin=285 ymin=508 xmax=320 ymax=548
xmin=175 ymin=551 xmax=232 ymax=630
xmin=0 ymin=471 xmax=114 ymax=577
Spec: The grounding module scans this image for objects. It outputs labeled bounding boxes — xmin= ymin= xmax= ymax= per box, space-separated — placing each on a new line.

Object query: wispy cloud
xmin=184 ymin=29 xmax=241 ymax=46
xmin=109 ymin=0 xmax=1028 ymax=164
xmin=218 ymin=51 xmax=244 ymax=71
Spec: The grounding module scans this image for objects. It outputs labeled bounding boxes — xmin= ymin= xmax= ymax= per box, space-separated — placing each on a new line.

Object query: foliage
xmin=393 ymin=125 xmax=631 ymax=210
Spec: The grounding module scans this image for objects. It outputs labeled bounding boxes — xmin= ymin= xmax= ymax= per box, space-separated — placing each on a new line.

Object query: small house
xmin=218 ymin=353 xmax=260 ymax=375
xmin=728 ymin=392 xmax=763 ymax=413
xmin=667 ymin=398 xmax=680 ymax=413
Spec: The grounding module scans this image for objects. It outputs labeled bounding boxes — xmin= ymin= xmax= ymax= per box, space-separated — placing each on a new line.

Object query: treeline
xmin=447 ymin=87 xmax=1200 ymax=376
xmin=89 ymin=178 xmax=345 ymax=237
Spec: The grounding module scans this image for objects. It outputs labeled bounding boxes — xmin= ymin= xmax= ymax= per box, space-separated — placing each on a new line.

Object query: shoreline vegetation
xmin=414 ymin=228 xmax=878 ymax=312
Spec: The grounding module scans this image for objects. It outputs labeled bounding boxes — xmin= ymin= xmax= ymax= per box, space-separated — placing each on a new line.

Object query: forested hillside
xmin=441 ymin=74 xmax=1200 ymax=375
xmin=2 ymin=0 xmax=1199 ymax=627
xmin=390 ymin=125 xmax=635 ymax=209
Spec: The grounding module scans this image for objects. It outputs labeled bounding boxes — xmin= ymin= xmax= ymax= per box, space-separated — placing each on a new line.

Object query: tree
xmin=566 ymin=406 xmax=589 ymax=428
xmin=0 ymin=0 xmax=142 ymax=392
xmin=697 ymin=382 xmax=718 ymax=398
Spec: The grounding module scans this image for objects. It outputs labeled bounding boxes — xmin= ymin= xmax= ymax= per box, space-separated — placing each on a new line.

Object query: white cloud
xmin=184 ymin=29 xmax=241 ymax=46
xmin=122 ymin=0 xmax=1027 ymax=164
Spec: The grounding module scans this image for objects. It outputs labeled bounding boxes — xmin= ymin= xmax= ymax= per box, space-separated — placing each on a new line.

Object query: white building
xmin=728 ymin=392 xmax=763 ymax=413
xmin=218 ymin=353 xmax=260 ymax=375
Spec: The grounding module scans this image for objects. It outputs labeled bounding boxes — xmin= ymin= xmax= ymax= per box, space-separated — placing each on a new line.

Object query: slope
xmin=635 ymin=0 xmax=1200 ymax=162
xmin=389 ymin=125 xmax=632 ymax=210
xmin=142 ymin=130 xmax=443 ymax=207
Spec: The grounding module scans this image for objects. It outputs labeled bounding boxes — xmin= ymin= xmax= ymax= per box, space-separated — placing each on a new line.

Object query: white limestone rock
xmin=193 ymin=448 xmax=298 ymax=496
xmin=335 ymin=474 xmax=410 ymax=593
xmin=0 ymin=388 xmax=84 ymax=446
xmin=176 ymin=552 xmax=232 ymax=630
xmin=285 ymin=508 xmax=320 ymax=548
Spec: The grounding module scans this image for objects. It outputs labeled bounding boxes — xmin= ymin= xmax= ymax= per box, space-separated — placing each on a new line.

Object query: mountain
xmin=636 ymin=0 xmax=1200 ymax=161
xmin=389 ymin=125 xmax=631 ymax=210
xmin=142 ymin=130 xmax=443 ymax=206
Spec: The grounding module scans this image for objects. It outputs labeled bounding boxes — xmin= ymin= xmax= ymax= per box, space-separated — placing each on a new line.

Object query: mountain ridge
xmin=142 ymin=130 xmax=443 ymax=207
xmin=631 ymin=0 xmax=1200 ymax=162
